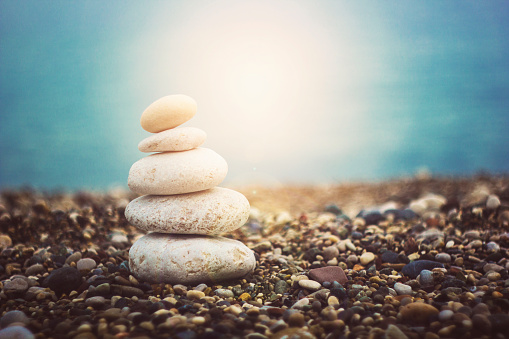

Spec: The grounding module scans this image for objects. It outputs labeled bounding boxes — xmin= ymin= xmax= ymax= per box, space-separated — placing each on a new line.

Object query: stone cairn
xmin=126 ymin=94 xmax=256 ymax=285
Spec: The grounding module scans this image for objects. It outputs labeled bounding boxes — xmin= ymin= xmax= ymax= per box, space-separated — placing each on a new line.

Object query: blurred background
xmin=1 ymin=0 xmax=508 ymax=190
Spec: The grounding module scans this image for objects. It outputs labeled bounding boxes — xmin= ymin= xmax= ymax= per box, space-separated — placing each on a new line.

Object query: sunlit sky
xmin=1 ymin=1 xmax=508 ymax=189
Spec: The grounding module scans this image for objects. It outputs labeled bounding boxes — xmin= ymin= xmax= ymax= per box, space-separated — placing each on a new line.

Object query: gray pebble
xmin=3 ymin=278 xmax=29 ymax=295
xmin=393 ymin=282 xmax=412 ymax=295
xmin=435 ymin=253 xmax=451 ymax=263
xmin=418 ymin=270 xmax=434 ymax=286
xmin=25 ymin=264 xmax=45 ymax=276
xmin=214 ymin=289 xmax=234 ymax=298
xmin=0 ymin=310 xmax=29 ymax=328
xmin=0 ymin=326 xmax=34 ymax=339
xmin=65 ymin=252 xmax=82 ymax=265
xmin=274 ymin=280 xmax=289 ymax=294
xmin=194 ymin=283 xmax=208 ymax=292
xmin=439 ymin=309 xmax=454 ymax=322
xmin=77 ymin=258 xmax=97 ymax=271
xmin=85 ymin=296 xmax=106 ymax=308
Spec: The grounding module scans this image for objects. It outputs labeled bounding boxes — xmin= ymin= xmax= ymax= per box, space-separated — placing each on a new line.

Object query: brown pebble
xmin=288 ymin=312 xmax=306 ymax=327
xmin=400 ymin=302 xmax=439 ymax=324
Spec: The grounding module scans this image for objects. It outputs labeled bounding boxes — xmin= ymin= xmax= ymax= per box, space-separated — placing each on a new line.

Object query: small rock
xmin=309 ymin=266 xmax=348 ymax=285
xmin=77 ymin=258 xmax=97 ymax=272
xmin=385 ymin=324 xmax=408 ymax=339
xmin=435 ymin=253 xmax=451 ymax=263
xmin=288 ymin=312 xmax=306 ymax=327
xmin=214 ymin=289 xmax=234 ymax=298
xmin=393 ymin=282 xmax=412 ymax=295
xmin=25 ymin=264 xmax=45 ymax=276
xmin=0 ymin=326 xmax=34 ymax=339
xmin=3 ymin=278 xmax=29 ymax=296
xmin=0 ymin=235 xmax=12 ymax=249
xmin=291 ymin=298 xmax=309 ymax=310
xmin=274 ymin=280 xmax=289 ymax=295
xmin=298 ymin=280 xmax=322 ymax=291
xmin=140 ymin=94 xmax=197 ymax=133
xmin=187 ymin=290 xmax=205 ymax=300
xmin=401 ymin=260 xmax=444 ymax=279
xmin=43 ymin=267 xmax=82 ymax=295
xmin=360 ymin=252 xmax=375 ymax=265
xmin=486 ymin=195 xmax=501 ymax=209
xmin=439 ymin=310 xmax=454 ymax=322
xmin=323 ymin=246 xmax=339 ymax=260
xmin=400 ymin=302 xmax=439 ymax=324
xmin=65 ymin=252 xmax=82 ymax=265
xmin=0 ymin=310 xmax=29 ymax=328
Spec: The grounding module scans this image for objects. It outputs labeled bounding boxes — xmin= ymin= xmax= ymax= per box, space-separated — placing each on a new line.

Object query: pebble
xmin=25 ymin=263 xmax=45 ymax=276
xmin=438 ymin=310 xmax=454 ymax=322
xmin=65 ymin=252 xmax=82 ymax=264
xmin=274 ymin=280 xmax=289 ymax=295
xmin=215 ymin=288 xmax=234 ymax=298
xmin=399 ymin=302 xmax=439 ymax=324
xmin=418 ymin=270 xmax=434 ymax=286
xmin=401 ymin=260 xmax=444 ymax=279
xmin=0 ymin=310 xmax=29 ymax=328
xmin=125 ymin=187 xmax=250 ymax=234
xmin=308 ymin=266 xmax=348 ymax=284
xmin=298 ymin=279 xmax=322 ymax=291
xmin=486 ymin=194 xmax=501 ymax=209
xmin=0 ymin=235 xmax=12 ymax=249
xmin=323 ymin=246 xmax=339 ymax=260
xmin=43 ymin=267 xmax=82 ymax=295
xmin=76 ymin=258 xmax=97 ymax=272
xmin=288 ymin=312 xmax=306 ymax=327
xmin=138 ymin=126 xmax=206 ymax=152
xmin=360 ymin=252 xmax=375 ymax=265
xmin=0 ymin=326 xmax=34 ymax=339
xmin=393 ymin=282 xmax=412 ymax=295
xmin=187 ymin=290 xmax=205 ymax=300
xmin=128 ymin=148 xmax=228 ymax=195
xmin=129 ymin=233 xmax=256 ymax=284
xmin=385 ymin=324 xmax=408 ymax=339
xmin=291 ymin=298 xmax=309 ymax=310
xmin=435 ymin=253 xmax=451 ymax=263
xmin=3 ymin=278 xmax=29 ymax=295
xmin=140 ymin=94 xmax=197 ymax=133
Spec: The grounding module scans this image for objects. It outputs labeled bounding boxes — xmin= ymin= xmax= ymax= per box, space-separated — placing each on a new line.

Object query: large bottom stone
xmin=125 ymin=187 xmax=250 ymax=235
xmin=129 ymin=233 xmax=256 ymax=284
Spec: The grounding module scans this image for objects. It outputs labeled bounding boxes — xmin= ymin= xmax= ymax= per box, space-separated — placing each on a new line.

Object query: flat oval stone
xmin=128 ymin=148 xmax=228 ymax=195
xmin=138 ymin=127 xmax=206 ymax=153
xmin=125 ymin=187 xmax=250 ymax=234
xmin=129 ymin=233 xmax=256 ymax=284
xmin=140 ymin=94 xmax=197 ymax=133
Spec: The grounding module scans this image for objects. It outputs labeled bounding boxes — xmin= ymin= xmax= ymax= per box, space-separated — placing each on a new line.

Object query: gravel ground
xmin=1 ymin=175 xmax=509 ymax=339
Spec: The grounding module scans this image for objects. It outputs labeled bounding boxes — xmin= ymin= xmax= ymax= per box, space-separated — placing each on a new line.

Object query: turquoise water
xmin=1 ymin=1 xmax=508 ymax=189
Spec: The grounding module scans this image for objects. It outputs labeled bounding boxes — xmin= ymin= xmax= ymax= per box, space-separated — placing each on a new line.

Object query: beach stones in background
xmin=128 ymin=148 xmax=228 ymax=195
xmin=140 ymin=94 xmax=197 ymax=133
xmin=125 ymin=187 xmax=250 ymax=235
xmin=138 ymin=127 xmax=206 ymax=152
xmin=129 ymin=233 xmax=256 ymax=284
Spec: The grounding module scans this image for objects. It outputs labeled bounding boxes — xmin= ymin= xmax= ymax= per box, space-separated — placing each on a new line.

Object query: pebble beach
xmin=1 ymin=175 xmax=509 ymax=338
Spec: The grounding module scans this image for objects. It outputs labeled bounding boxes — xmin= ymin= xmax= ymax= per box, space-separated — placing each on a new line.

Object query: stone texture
xmin=401 ymin=260 xmax=444 ymax=279
xmin=125 ymin=187 xmax=250 ymax=235
xmin=129 ymin=233 xmax=256 ymax=284
xmin=128 ymin=148 xmax=228 ymax=195
xmin=43 ymin=267 xmax=82 ymax=296
xmin=138 ymin=127 xmax=206 ymax=153
xmin=140 ymin=94 xmax=197 ymax=133
xmin=309 ymin=266 xmax=348 ymax=285
xmin=400 ymin=302 xmax=439 ymax=324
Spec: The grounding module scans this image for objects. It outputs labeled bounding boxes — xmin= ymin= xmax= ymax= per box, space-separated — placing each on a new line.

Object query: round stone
xmin=125 ymin=187 xmax=250 ymax=235
xmin=393 ymin=282 xmax=412 ymax=295
xmin=128 ymin=148 xmax=228 ymax=195
xmin=129 ymin=233 xmax=256 ymax=284
xmin=140 ymin=94 xmax=197 ymax=133
xmin=360 ymin=252 xmax=375 ymax=265
xmin=76 ymin=258 xmax=97 ymax=272
xmin=138 ymin=127 xmax=207 ymax=153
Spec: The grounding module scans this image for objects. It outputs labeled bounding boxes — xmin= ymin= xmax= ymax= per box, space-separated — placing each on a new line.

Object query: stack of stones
xmin=125 ymin=94 xmax=255 ymax=285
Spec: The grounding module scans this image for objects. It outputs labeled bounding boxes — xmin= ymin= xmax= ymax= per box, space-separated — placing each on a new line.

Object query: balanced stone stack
xmin=126 ymin=94 xmax=255 ymax=285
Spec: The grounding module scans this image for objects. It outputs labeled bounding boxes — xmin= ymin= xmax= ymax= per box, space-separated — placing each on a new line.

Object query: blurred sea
xmin=1 ymin=1 xmax=508 ymax=190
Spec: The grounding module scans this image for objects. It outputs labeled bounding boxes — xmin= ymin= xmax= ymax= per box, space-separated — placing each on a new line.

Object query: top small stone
xmin=140 ymin=94 xmax=197 ymax=133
